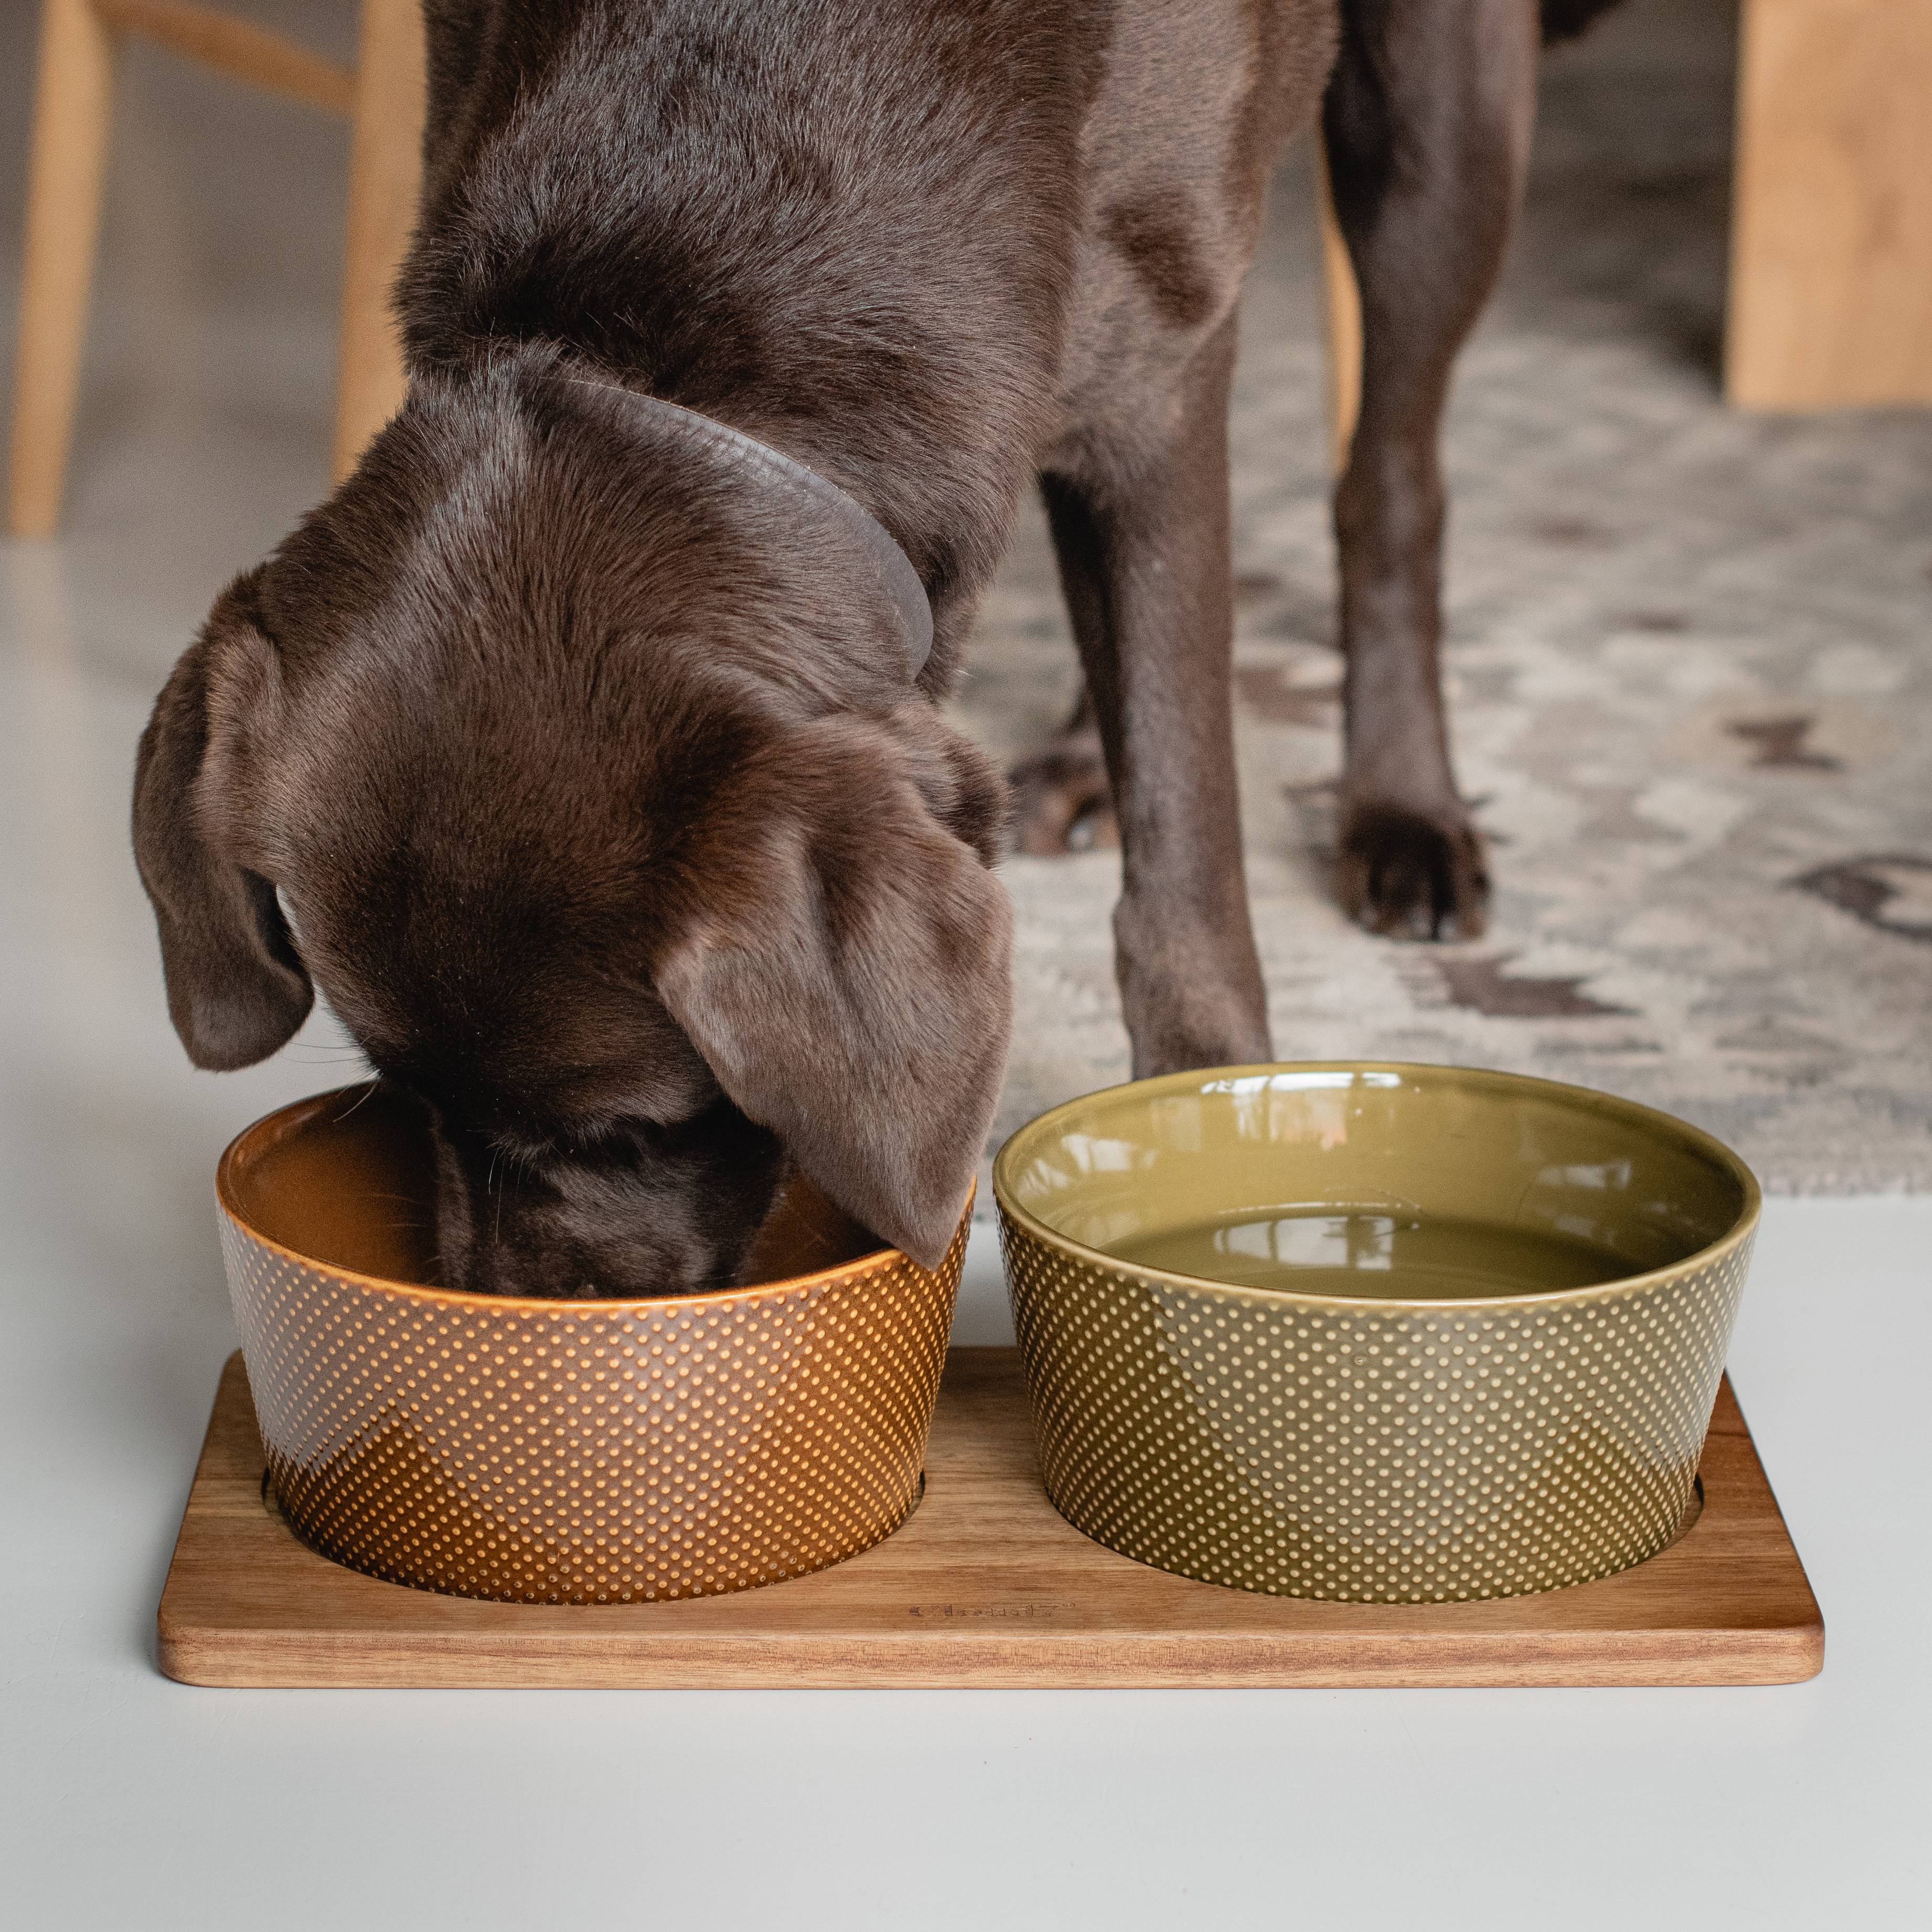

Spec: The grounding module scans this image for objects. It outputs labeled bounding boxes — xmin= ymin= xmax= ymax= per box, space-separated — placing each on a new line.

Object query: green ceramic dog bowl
xmin=993 ymin=1062 xmax=1759 ymax=1604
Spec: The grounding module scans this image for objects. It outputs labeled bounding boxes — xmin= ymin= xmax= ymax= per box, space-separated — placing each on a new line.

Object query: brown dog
xmin=1013 ymin=0 xmax=1617 ymax=931
xmin=134 ymin=0 xmax=1610 ymax=1296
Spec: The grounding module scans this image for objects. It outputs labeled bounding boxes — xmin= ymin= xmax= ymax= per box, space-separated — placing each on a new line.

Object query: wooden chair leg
xmin=96 ymin=1 xmax=354 ymax=114
xmin=1316 ymin=137 xmax=1362 ymax=476
xmin=332 ymin=0 xmax=425 ymax=482
xmin=7 ymin=0 xmax=120 ymax=539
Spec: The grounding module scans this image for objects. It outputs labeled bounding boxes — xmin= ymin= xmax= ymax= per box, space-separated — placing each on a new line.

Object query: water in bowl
xmin=1110 ymin=1207 xmax=1631 ymax=1300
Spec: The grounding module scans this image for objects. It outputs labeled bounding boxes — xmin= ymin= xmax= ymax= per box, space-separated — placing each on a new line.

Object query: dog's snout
xmin=426 ymin=1106 xmax=784 ymax=1299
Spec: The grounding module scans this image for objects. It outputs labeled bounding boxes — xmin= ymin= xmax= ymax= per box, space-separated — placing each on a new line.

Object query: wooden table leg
xmin=7 ymin=0 xmax=120 ymax=538
xmin=1316 ymin=137 xmax=1362 ymax=474
xmin=1727 ymin=0 xmax=1932 ymax=411
xmin=332 ymin=0 xmax=424 ymax=482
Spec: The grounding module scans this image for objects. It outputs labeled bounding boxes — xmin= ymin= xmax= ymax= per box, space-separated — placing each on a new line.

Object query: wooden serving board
xmin=158 ymin=1349 xmax=1822 ymax=1689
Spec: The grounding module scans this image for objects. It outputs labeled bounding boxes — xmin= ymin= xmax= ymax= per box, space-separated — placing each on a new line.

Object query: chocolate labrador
xmin=134 ymin=0 xmax=1616 ymax=1296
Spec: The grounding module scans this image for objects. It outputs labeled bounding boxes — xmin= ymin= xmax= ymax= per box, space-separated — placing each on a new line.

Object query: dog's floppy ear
xmin=132 ymin=571 xmax=313 ymax=1070
xmin=656 ymin=721 xmax=1013 ymax=1270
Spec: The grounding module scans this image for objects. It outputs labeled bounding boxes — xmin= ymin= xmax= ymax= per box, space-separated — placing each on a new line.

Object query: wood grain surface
xmin=1727 ymin=0 xmax=1932 ymax=409
xmin=158 ymin=1348 xmax=1823 ymax=1689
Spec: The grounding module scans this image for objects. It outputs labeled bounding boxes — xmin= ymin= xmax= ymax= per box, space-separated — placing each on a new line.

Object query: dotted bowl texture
xmin=218 ymin=1092 xmax=963 ymax=1605
xmin=995 ymin=1063 xmax=1758 ymax=1605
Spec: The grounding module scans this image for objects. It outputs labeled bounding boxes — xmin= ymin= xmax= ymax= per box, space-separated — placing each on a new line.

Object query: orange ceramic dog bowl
xmin=216 ymin=1087 xmax=965 ymax=1604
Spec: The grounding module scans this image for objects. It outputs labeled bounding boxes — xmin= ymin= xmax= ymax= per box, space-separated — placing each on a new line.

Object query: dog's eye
xmin=541 ymin=1120 xmax=636 ymax=1164
xmin=486 ymin=1126 xmax=564 ymax=1168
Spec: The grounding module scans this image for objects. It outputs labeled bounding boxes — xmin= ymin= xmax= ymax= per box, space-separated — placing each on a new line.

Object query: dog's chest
xmin=1053 ymin=0 xmax=1338 ymax=423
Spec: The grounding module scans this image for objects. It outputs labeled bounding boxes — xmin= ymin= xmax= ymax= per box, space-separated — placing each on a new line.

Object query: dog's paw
xmin=1336 ymin=795 xmax=1490 ymax=941
xmin=1007 ymin=734 xmax=1119 ymax=856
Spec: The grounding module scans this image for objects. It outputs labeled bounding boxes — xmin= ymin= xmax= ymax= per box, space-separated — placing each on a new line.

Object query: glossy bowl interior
xmin=218 ymin=1087 xmax=965 ymax=1605
xmin=222 ymin=1083 xmax=888 ymax=1290
xmin=995 ymin=1063 xmax=1758 ymax=1604
xmin=999 ymin=1062 xmax=1753 ymax=1293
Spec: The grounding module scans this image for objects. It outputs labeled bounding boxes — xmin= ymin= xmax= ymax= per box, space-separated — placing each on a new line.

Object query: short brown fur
xmin=134 ymin=0 xmax=1614 ymax=1295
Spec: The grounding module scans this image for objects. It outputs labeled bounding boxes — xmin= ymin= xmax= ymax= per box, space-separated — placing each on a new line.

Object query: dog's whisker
xmin=334 ymin=1077 xmax=381 ymax=1119
xmin=487 ymin=1149 xmax=507 ymax=1245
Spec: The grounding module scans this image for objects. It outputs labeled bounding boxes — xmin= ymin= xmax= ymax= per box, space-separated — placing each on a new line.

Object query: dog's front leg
xmin=1323 ymin=0 xmax=1541 ymax=938
xmin=1040 ymin=317 xmax=1272 ymax=1079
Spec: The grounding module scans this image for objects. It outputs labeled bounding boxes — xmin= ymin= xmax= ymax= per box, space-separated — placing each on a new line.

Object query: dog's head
xmin=133 ymin=354 xmax=1011 ymax=1294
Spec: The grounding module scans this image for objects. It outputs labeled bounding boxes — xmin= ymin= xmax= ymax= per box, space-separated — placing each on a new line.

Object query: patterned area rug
xmin=951 ymin=1 xmax=1932 ymax=1195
